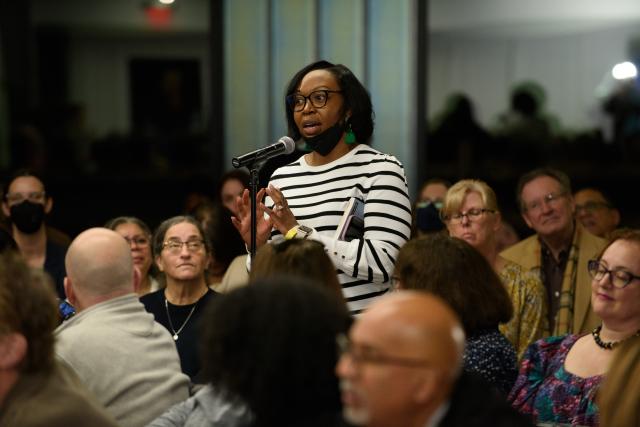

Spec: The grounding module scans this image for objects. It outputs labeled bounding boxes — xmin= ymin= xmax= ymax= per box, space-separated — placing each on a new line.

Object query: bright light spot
xmin=158 ymin=0 xmax=174 ymax=5
xmin=612 ymin=62 xmax=638 ymax=80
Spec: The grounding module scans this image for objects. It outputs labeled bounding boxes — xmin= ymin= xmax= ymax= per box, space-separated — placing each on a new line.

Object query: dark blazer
xmin=439 ymin=372 xmax=534 ymax=427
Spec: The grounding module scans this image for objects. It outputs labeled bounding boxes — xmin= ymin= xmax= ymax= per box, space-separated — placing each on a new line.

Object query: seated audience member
xmin=501 ymin=168 xmax=606 ymax=336
xmin=394 ymin=234 xmax=517 ymax=393
xmin=1 ymin=169 xmax=67 ymax=299
xmin=509 ymin=229 xmax=640 ymax=426
xmin=495 ymin=220 xmax=520 ymax=253
xmin=149 ymin=278 xmax=350 ymax=427
xmin=141 ymin=216 xmax=218 ymax=381
xmin=336 ymin=291 xmax=533 ymax=427
xmin=598 ymin=335 xmax=640 ymax=427
xmin=250 ymin=238 xmax=344 ymax=303
xmin=412 ymin=178 xmax=450 ymax=237
xmin=55 ymin=228 xmax=190 ymax=427
xmin=217 ymin=169 xmax=249 ymax=216
xmin=105 ymin=216 xmax=160 ymax=296
xmin=574 ymin=187 xmax=620 ymax=239
xmin=0 ymin=251 xmax=118 ymax=426
xmin=206 ymin=204 xmax=247 ymax=291
xmin=441 ymin=179 xmax=548 ymax=359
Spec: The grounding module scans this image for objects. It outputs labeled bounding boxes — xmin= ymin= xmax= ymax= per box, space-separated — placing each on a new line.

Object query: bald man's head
xmin=362 ymin=291 xmax=465 ymax=377
xmin=337 ymin=291 xmax=465 ymax=427
xmin=65 ymin=228 xmax=134 ymax=303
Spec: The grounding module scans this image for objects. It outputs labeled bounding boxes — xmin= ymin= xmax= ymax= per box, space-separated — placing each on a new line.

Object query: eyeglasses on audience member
xmin=588 ymin=259 xmax=640 ymax=289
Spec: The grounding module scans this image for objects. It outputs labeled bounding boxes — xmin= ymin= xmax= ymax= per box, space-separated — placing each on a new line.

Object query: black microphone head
xmin=279 ymin=136 xmax=296 ymax=154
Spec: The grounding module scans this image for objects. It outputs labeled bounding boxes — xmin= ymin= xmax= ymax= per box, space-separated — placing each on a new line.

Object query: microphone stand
xmin=249 ymin=165 xmax=260 ymax=263
xmin=235 ymin=160 xmax=264 ymax=264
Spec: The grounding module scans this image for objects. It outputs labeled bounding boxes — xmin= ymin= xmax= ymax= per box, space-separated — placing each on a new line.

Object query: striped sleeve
xmin=267 ymin=145 xmax=412 ymax=314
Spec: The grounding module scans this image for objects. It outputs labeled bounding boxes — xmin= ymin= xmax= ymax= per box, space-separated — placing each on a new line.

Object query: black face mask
xmin=10 ymin=201 xmax=46 ymax=234
xmin=415 ymin=202 xmax=445 ymax=233
xmin=303 ymin=120 xmax=345 ymax=156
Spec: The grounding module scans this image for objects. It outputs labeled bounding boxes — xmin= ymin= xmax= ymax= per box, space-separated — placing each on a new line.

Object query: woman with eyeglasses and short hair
xmin=441 ymin=179 xmax=548 ymax=360
xmin=140 ymin=216 xmax=218 ymax=382
xmin=105 ymin=216 xmax=160 ymax=296
xmin=231 ymin=60 xmax=411 ymax=315
xmin=509 ymin=228 xmax=640 ymax=426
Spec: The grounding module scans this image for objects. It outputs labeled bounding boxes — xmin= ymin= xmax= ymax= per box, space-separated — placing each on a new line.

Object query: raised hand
xmin=263 ymin=184 xmax=298 ymax=235
xmin=231 ymin=188 xmax=273 ymax=250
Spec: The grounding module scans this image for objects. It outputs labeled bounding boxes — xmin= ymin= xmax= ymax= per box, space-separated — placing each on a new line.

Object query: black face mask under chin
xmin=9 ymin=201 xmax=46 ymax=234
xmin=303 ymin=120 xmax=345 ymax=156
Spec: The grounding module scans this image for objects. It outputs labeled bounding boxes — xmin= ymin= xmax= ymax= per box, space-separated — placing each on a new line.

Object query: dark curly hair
xmin=395 ymin=233 xmax=513 ymax=335
xmin=200 ymin=277 xmax=349 ymax=426
xmin=284 ymin=60 xmax=374 ymax=145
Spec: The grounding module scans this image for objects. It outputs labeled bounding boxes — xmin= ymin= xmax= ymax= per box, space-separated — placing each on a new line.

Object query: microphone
xmin=232 ymin=136 xmax=296 ymax=168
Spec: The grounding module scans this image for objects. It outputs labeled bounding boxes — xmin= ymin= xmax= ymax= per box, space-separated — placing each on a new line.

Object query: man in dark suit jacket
xmin=336 ymin=291 xmax=532 ymax=427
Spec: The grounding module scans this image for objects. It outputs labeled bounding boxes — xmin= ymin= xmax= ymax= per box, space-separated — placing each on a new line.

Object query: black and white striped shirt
xmin=268 ymin=144 xmax=412 ymax=314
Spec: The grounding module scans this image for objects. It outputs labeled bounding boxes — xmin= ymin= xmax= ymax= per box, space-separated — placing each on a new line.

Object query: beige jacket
xmin=500 ymin=224 xmax=606 ymax=335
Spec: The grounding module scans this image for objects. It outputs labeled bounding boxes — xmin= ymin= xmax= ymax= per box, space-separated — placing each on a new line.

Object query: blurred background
xmin=1 ymin=0 xmax=640 ymax=237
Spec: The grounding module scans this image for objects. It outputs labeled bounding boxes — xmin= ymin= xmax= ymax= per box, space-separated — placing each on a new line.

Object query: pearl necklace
xmin=591 ymin=325 xmax=640 ymax=350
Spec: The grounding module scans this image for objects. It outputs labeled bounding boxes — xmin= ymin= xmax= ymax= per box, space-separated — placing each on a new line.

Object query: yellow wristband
xmin=284 ymin=226 xmax=298 ymax=240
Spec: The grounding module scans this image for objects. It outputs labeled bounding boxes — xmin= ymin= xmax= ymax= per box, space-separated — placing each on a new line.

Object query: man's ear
xmin=612 ymin=208 xmax=621 ymax=228
xmin=64 ymin=277 xmax=76 ymax=307
xmin=0 ymin=333 xmax=27 ymax=370
xmin=412 ymin=370 xmax=441 ymax=405
xmin=521 ymin=211 xmax=533 ymax=229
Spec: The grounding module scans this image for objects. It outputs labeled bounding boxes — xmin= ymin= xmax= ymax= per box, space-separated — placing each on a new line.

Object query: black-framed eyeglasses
xmin=286 ymin=90 xmax=343 ymax=112
xmin=336 ymin=333 xmax=431 ymax=369
xmin=587 ymin=259 xmax=640 ymax=288
xmin=441 ymin=208 xmax=495 ymax=224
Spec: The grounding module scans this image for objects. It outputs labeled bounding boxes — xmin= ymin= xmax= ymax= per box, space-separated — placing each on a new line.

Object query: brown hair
xmin=597 ymin=228 xmax=640 ymax=259
xmin=250 ymin=239 xmax=344 ymax=305
xmin=516 ymin=167 xmax=572 ymax=212
xmin=0 ymin=251 xmax=58 ymax=373
xmin=394 ymin=234 xmax=512 ymax=334
xmin=598 ymin=335 xmax=640 ymax=427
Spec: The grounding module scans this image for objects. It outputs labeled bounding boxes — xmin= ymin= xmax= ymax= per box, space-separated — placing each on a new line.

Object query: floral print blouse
xmin=509 ymin=334 xmax=602 ymax=426
xmin=498 ymin=259 xmax=549 ymax=360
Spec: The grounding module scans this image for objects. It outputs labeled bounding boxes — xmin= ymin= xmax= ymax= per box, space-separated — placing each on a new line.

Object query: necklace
xmin=591 ymin=325 xmax=640 ymax=350
xmin=164 ymin=298 xmax=198 ymax=341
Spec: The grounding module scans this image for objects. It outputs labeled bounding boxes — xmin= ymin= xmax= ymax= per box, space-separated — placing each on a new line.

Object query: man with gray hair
xmin=55 ymin=228 xmax=190 ymax=427
xmin=336 ymin=292 xmax=530 ymax=427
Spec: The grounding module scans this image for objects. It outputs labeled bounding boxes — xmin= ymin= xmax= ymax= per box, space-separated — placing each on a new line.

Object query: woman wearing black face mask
xmin=232 ymin=61 xmax=412 ymax=314
xmin=1 ymin=170 xmax=68 ymax=302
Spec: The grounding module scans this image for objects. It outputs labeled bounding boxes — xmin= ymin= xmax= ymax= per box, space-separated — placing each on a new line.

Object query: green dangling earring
xmin=345 ymin=120 xmax=357 ymax=144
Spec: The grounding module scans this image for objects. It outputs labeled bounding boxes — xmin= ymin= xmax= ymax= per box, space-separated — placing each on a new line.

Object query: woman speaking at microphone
xmin=232 ymin=60 xmax=411 ymax=314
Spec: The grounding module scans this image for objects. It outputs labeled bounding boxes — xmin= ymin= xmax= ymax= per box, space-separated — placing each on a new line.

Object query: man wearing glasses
xmin=574 ymin=187 xmax=620 ymax=239
xmin=501 ymin=168 xmax=607 ymax=336
xmin=1 ymin=170 xmax=68 ymax=299
xmin=336 ymin=292 xmax=531 ymax=427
